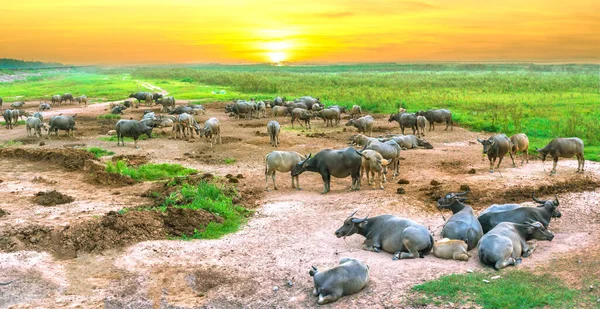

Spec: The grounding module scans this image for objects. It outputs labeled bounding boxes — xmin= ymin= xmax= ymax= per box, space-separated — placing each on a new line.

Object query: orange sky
xmin=1 ymin=0 xmax=598 ymax=64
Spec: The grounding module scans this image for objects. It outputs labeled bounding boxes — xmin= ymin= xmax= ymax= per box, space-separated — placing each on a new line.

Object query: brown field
xmin=1 ymin=98 xmax=599 ymax=308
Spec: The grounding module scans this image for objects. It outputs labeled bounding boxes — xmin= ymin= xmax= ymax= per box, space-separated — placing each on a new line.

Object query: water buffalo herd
xmin=0 ymin=91 xmax=589 ymax=305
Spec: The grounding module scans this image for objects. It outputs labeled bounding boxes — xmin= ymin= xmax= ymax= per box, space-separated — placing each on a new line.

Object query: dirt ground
xmin=1 ymin=97 xmax=599 ymax=308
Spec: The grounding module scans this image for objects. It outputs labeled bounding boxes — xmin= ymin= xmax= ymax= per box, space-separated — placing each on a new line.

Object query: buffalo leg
xmin=489 ymin=158 xmax=495 ymax=173
xmin=362 ymin=238 xmax=381 ymax=252
xmin=524 ymin=147 xmax=529 ymax=164
xmin=511 ymin=151 xmax=517 ymax=167
xmin=453 ymin=252 xmax=470 ymax=261
xmin=496 ymin=156 xmax=504 ymax=168
xmin=321 ymin=173 xmax=330 ymax=194
xmin=318 ymin=291 xmax=342 ymax=305
xmin=522 ymin=243 xmax=536 ymax=257
xmin=495 ymin=257 xmax=517 ymax=270
xmin=577 ymin=154 xmax=584 ymax=173
xmin=272 ymin=172 xmax=278 ymax=190
xmin=551 ymin=158 xmax=558 ymax=175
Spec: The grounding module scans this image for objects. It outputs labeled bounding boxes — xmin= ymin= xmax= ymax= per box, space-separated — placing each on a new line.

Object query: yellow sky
xmin=0 ymin=0 xmax=598 ymax=64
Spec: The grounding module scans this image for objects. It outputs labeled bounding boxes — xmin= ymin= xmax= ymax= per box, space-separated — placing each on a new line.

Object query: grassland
xmin=105 ymin=160 xmax=197 ymax=181
xmin=1 ymin=63 xmax=598 ymax=160
xmin=410 ymin=270 xmax=594 ymax=308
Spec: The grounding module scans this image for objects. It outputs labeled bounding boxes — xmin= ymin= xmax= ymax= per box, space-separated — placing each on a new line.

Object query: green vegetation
xmin=411 ymin=270 xmax=591 ymax=308
xmin=86 ymin=147 xmax=115 ymax=158
xmin=0 ymin=140 xmax=24 ymax=148
xmin=97 ymin=114 xmax=121 ymax=120
xmin=106 ymin=160 xmax=197 ymax=181
xmin=224 ymin=158 xmax=237 ymax=164
xmin=0 ymin=120 xmax=26 ymax=126
xmin=0 ymin=58 xmax=67 ymax=69
xmin=157 ymin=182 xmax=251 ymax=239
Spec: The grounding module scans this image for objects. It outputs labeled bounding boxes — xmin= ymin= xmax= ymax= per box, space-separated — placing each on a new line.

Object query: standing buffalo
xmin=416 ymin=115 xmax=427 ymax=136
xmin=437 ymin=190 xmax=483 ymax=250
xmin=292 ymin=147 xmax=362 ymax=194
xmin=273 ymin=96 xmax=285 ymax=107
xmin=536 ymin=137 xmax=585 ymax=175
xmin=363 ymin=139 xmax=401 ymax=178
xmin=26 ymin=117 xmax=47 ymax=138
xmin=360 ymin=149 xmax=389 ymax=190
xmin=509 ymin=133 xmax=529 ymax=166
xmin=74 ymin=95 xmax=87 ymax=106
xmin=290 ymin=108 xmax=311 ymax=129
xmin=115 ymin=120 xmax=153 ymax=148
xmin=51 ymin=95 xmax=61 ymax=106
xmin=152 ymin=93 xmax=163 ymax=102
xmin=416 ymin=109 xmax=453 ymax=131
xmin=3 ymin=109 xmax=13 ymax=129
xmin=477 ymin=193 xmax=561 ymax=233
xmin=350 ymin=105 xmax=362 ymax=119
xmin=388 ymin=112 xmax=417 ymax=135
xmin=0 ymin=97 xmax=2 ymax=108
xmin=309 ymin=258 xmax=369 ymax=305
xmin=267 ymin=120 xmax=280 ymax=147
xmin=48 ymin=115 xmax=76 ymax=138
xmin=60 ymin=93 xmax=74 ymax=105
xmin=157 ymin=96 xmax=175 ymax=112
xmin=335 ymin=212 xmax=433 ymax=260
xmin=478 ymin=221 xmax=553 ymax=270
xmin=199 ymin=117 xmax=221 ymax=147
xmin=265 ymin=151 xmax=305 ymax=191
xmin=477 ymin=134 xmax=513 ymax=173
xmin=129 ymin=92 xmax=152 ymax=104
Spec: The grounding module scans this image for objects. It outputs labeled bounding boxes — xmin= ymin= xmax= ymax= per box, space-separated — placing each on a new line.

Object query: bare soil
xmin=33 ymin=190 xmax=75 ymax=206
xmin=0 ymin=98 xmax=599 ymax=308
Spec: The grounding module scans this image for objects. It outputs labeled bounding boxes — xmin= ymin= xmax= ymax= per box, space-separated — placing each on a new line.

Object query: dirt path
xmin=137 ymin=81 xmax=169 ymax=96
xmin=1 ymin=97 xmax=599 ymax=308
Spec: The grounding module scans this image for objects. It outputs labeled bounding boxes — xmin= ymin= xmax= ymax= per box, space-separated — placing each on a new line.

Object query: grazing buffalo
xmin=335 ymin=212 xmax=433 ymax=260
xmin=129 ymin=92 xmax=152 ymax=104
xmin=39 ymin=102 xmax=51 ymax=111
xmin=51 ymin=95 xmax=61 ymax=106
xmin=316 ymin=108 xmax=340 ymax=127
xmin=350 ymin=105 xmax=362 ymax=119
xmin=115 ymin=120 xmax=153 ymax=148
xmin=437 ymin=190 xmax=483 ymax=250
xmin=388 ymin=112 xmax=417 ymax=135
xmin=290 ymin=108 xmax=311 ymax=129
xmin=478 ymin=221 xmax=554 ymax=270
xmin=292 ymin=147 xmax=362 ymax=194
xmin=267 ymin=120 xmax=280 ymax=147
xmin=509 ymin=133 xmax=529 ymax=166
xmin=309 ymin=258 xmax=369 ymax=305
xmin=345 ymin=115 xmax=374 ymax=136
xmin=152 ymin=93 xmax=163 ymax=102
xmin=477 ymin=134 xmax=513 ymax=173
xmin=199 ymin=117 xmax=221 ymax=147
xmin=157 ymin=96 xmax=175 ymax=112
xmin=416 ymin=109 xmax=453 ymax=131
xmin=273 ymin=96 xmax=285 ymax=107
xmin=74 ymin=95 xmax=87 ymax=106
xmin=48 ymin=115 xmax=76 ymax=138
xmin=177 ymin=113 xmax=200 ymax=138
xmin=478 ymin=193 xmax=561 ymax=233
xmin=536 ymin=137 xmax=585 ymax=175
xmin=265 ymin=151 xmax=305 ymax=191
xmin=60 ymin=93 xmax=73 ymax=104
xmin=10 ymin=101 xmax=24 ymax=108
xmin=26 ymin=117 xmax=47 ymax=138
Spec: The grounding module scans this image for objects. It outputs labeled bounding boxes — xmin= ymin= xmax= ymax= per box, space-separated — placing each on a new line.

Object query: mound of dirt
xmin=0 ymin=207 xmax=224 ymax=259
xmin=163 ymin=208 xmax=223 ymax=236
xmin=0 ymin=208 xmax=8 ymax=218
xmin=112 ymin=155 xmax=149 ymax=167
xmin=83 ymin=159 xmax=137 ymax=186
xmin=33 ymin=190 xmax=74 ymax=206
xmin=0 ymin=148 xmax=95 ymax=170
xmin=306 ymin=132 xmax=326 ymax=138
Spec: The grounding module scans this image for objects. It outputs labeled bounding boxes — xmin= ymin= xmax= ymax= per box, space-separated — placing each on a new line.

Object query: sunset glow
xmin=0 ymin=0 xmax=598 ymax=64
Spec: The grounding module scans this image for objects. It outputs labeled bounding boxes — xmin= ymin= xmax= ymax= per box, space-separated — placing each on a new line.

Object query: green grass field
xmin=1 ymin=64 xmax=598 ymax=160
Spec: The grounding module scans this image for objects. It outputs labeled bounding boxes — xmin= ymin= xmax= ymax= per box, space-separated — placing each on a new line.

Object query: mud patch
xmin=32 ymin=176 xmax=57 ymax=184
xmin=33 ymin=190 xmax=75 ymax=206
xmin=438 ymin=160 xmax=466 ymax=173
xmin=305 ymin=132 xmax=326 ymax=138
xmin=163 ymin=208 xmax=223 ymax=236
xmin=238 ymin=123 xmax=266 ymax=128
xmin=0 ymin=148 xmax=95 ymax=170
xmin=187 ymin=266 xmax=258 ymax=297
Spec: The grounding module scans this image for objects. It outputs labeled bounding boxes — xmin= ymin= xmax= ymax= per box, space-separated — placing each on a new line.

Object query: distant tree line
xmin=0 ymin=58 xmax=68 ymax=69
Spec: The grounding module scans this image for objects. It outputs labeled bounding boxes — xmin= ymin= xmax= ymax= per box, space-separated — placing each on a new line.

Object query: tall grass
xmin=106 ymin=160 xmax=197 ymax=181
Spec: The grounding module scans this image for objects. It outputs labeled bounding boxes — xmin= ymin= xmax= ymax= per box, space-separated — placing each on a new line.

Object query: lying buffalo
xmin=115 ymin=120 xmax=153 ymax=148
xmin=478 ymin=221 xmax=553 ymax=270
xmin=292 ymin=147 xmax=362 ymax=194
xmin=437 ymin=190 xmax=483 ymax=250
xmin=309 ymin=258 xmax=369 ymax=305
xmin=536 ymin=137 xmax=585 ymax=175
xmin=335 ymin=212 xmax=433 ymax=260
xmin=477 ymin=193 xmax=561 ymax=233
xmin=477 ymin=134 xmax=513 ymax=173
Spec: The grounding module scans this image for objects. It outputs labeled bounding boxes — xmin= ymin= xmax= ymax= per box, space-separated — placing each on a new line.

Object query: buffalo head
xmin=535 ymin=147 xmax=549 ymax=162
xmin=388 ymin=114 xmax=396 ymax=122
xmin=417 ymin=138 xmax=434 ymax=149
xmin=291 ymin=153 xmax=312 ymax=176
xmin=335 ymin=211 xmax=368 ymax=238
xmin=437 ymin=189 xmax=469 ymax=209
xmin=477 ymin=137 xmax=495 ymax=154
xmin=345 ymin=119 xmax=355 ymax=127
xmin=532 ymin=193 xmax=561 ymax=218
xmin=525 ymin=221 xmax=554 ymax=241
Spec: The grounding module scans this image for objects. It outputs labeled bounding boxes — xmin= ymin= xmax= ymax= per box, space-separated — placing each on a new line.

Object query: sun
xmin=266 ymin=51 xmax=287 ymax=63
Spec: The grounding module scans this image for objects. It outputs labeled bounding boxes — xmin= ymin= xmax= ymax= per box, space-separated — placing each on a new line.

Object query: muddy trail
xmin=1 ymin=98 xmax=599 ymax=308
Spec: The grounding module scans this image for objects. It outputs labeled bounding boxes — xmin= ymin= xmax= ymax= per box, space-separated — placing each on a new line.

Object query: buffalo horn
xmin=554 ymin=194 xmax=559 ymax=206
xmin=477 ymin=137 xmax=483 ymax=143
xmin=351 ymin=215 xmax=369 ymax=224
xmin=532 ymin=192 xmax=545 ymax=204
xmin=455 ymin=189 xmax=470 ymax=196
xmin=347 ymin=210 xmax=358 ymax=218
